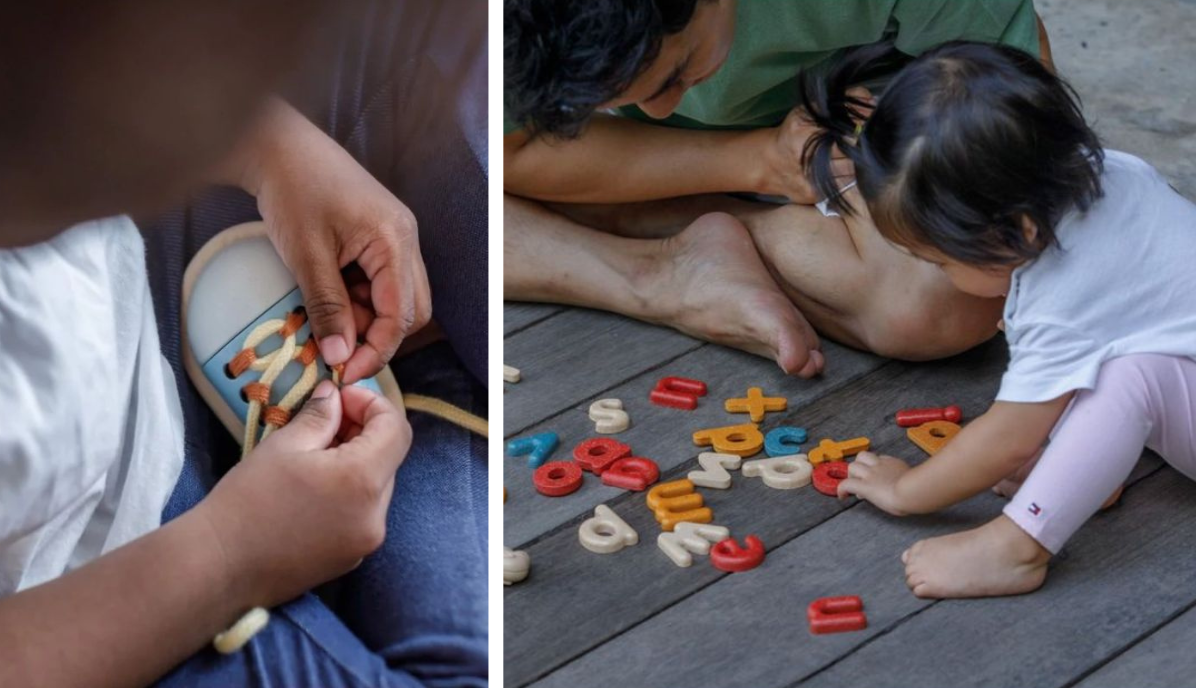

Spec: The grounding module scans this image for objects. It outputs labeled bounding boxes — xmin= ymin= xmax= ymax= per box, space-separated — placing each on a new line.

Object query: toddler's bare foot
xmin=902 ymin=515 xmax=1050 ymax=598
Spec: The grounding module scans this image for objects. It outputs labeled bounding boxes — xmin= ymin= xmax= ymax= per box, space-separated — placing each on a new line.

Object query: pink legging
xmin=1005 ymin=354 xmax=1196 ymax=553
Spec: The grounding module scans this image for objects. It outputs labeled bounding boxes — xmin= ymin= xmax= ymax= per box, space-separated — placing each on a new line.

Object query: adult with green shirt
xmin=504 ymin=0 xmax=1051 ymax=375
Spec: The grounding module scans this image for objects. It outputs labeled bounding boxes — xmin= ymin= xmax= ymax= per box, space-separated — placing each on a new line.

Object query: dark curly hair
xmin=801 ymin=41 xmax=1105 ymax=266
xmin=504 ymin=0 xmax=707 ymax=138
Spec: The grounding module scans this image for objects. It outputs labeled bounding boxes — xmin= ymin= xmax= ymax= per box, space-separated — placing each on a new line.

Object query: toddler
xmin=802 ymin=41 xmax=1196 ymax=598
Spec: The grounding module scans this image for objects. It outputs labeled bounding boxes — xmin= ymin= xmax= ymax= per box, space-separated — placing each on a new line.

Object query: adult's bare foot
xmin=902 ymin=515 xmax=1050 ymax=599
xmin=638 ymin=212 xmax=824 ymax=377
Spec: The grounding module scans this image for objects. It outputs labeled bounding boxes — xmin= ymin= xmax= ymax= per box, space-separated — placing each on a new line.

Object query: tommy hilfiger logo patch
xmin=1028 ymin=503 xmax=1042 ymax=516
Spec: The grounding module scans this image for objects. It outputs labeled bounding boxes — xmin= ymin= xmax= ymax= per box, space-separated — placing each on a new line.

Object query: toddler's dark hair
xmin=801 ymin=41 xmax=1104 ymax=265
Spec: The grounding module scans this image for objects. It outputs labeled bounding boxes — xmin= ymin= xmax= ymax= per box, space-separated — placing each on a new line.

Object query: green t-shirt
xmin=505 ymin=0 xmax=1040 ymax=133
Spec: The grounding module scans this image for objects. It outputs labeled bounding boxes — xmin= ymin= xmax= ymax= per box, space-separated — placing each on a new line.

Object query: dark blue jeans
xmin=158 ymin=344 xmax=488 ymax=688
xmin=141 ymin=1 xmax=488 ymax=684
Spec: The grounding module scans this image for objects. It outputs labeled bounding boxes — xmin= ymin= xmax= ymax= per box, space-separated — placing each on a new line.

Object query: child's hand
xmin=234 ymin=99 xmax=432 ymax=384
xmin=193 ymin=381 xmax=410 ymax=609
xmin=838 ymin=451 xmax=912 ymax=516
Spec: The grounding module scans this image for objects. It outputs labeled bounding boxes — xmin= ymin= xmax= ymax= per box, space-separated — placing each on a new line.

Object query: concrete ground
xmin=1040 ymin=0 xmax=1196 ymax=195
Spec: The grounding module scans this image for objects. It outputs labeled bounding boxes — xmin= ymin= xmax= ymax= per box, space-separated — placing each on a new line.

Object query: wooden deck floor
xmin=503 ymin=0 xmax=1196 ymax=684
xmin=503 ymin=303 xmax=1195 ymax=688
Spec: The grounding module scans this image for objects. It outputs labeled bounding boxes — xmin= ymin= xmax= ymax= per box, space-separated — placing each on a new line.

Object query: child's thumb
xmin=262 ymin=380 xmax=341 ymax=452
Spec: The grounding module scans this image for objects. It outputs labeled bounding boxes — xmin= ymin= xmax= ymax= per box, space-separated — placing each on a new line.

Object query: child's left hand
xmin=838 ymin=451 xmax=912 ymax=516
xmin=227 ymin=98 xmax=432 ymax=385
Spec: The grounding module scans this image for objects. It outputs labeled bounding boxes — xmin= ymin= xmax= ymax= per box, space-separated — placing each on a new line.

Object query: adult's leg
xmin=505 ymin=194 xmax=825 ymax=376
xmin=901 ymin=354 xmax=1196 ymax=599
xmin=741 ymin=192 xmax=1004 ymax=359
xmin=504 ymin=189 xmax=1002 ymax=366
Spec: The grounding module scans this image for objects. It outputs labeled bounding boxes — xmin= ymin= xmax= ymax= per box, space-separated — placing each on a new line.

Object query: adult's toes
xmin=801 ymin=349 xmax=826 ymax=377
xmin=773 ymin=333 xmax=809 ymax=376
xmin=795 ymin=355 xmax=822 ymax=379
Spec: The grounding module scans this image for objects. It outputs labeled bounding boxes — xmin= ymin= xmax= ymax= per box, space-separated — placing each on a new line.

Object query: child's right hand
xmin=192 ymin=380 xmax=410 ymax=609
xmin=839 ymin=451 xmax=913 ymax=516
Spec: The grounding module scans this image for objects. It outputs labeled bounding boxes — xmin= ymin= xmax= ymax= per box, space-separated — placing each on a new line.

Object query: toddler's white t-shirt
xmin=0 ymin=217 xmax=184 ymax=594
xmin=998 ymin=150 xmax=1196 ymax=402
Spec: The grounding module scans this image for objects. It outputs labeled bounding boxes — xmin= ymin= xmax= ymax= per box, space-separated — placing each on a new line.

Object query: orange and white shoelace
xmin=225 ymin=308 xmax=322 ymax=455
xmin=213 ymin=306 xmax=487 ymax=654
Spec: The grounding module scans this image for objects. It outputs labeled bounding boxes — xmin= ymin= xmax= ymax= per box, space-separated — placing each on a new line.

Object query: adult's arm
xmin=1038 ymin=13 xmax=1055 ymax=70
xmin=504 ymin=111 xmax=840 ymax=205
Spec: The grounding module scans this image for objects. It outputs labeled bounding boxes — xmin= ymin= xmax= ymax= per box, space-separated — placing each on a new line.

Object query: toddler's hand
xmin=838 ymin=451 xmax=911 ymax=516
xmin=245 ymin=100 xmax=432 ymax=384
xmin=194 ymin=380 xmax=410 ymax=609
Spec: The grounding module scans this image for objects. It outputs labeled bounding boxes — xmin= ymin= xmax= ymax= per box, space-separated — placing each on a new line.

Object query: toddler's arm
xmin=840 ymin=394 xmax=1072 ymax=515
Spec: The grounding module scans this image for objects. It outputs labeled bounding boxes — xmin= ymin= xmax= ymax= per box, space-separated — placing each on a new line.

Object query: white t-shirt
xmin=0 ymin=217 xmax=184 ymax=594
xmin=998 ymin=150 xmax=1196 ymax=402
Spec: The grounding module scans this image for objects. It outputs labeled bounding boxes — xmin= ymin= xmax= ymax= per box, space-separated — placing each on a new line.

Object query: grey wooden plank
xmin=529 ymin=462 xmax=1173 ymax=688
xmin=504 ymin=301 xmax=564 ymax=336
xmin=505 ymin=339 xmax=1011 ymax=687
xmin=503 ymin=309 xmax=702 ymax=436
xmin=1076 ymin=603 xmax=1196 ymax=688
xmin=503 ymin=338 xmax=885 ymax=547
xmin=798 ymin=466 xmax=1192 ymax=688
xmin=530 ymin=486 xmax=1006 ymax=688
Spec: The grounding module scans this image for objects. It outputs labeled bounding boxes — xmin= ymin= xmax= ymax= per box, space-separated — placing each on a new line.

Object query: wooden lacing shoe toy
xmin=226 ymin=306 xmax=320 ymax=453
xmin=183 ymin=221 xmax=488 ymax=654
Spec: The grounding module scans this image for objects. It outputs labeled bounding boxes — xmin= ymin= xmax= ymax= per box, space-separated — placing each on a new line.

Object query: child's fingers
xmin=260 ymin=380 xmax=342 ymax=453
xmin=335 ymin=418 xmax=364 ymax=445
xmin=853 ymin=451 xmax=879 ymax=467
xmin=351 ymin=301 xmax=375 ymax=338
xmin=340 ymin=230 xmax=423 ymax=384
xmin=345 ymin=267 xmax=372 ymax=302
xmin=847 ymin=464 xmax=870 ymax=481
xmin=335 ymin=385 xmax=410 ymax=480
xmin=292 ymin=244 xmax=358 ymax=369
xmin=837 ymin=478 xmax=859 ymax=500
